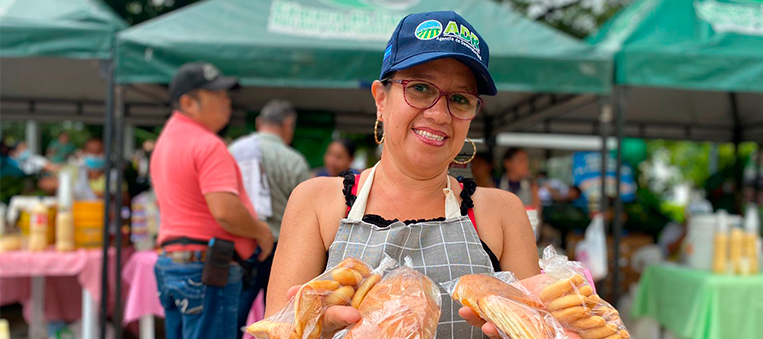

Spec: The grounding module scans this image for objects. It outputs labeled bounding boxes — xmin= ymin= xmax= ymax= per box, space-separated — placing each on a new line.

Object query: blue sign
xmin=572 ymin=152 xmax=636 ymax=203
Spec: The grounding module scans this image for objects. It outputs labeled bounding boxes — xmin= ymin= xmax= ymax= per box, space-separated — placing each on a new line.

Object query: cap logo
xmin=442 ymin=20 xmax=481 ymax=57
xmin=202 ymin=64 xmax=220 ymax=81
xmin=383 ymin=44 xmax=393 ymax=61
xmin=415 ymin=20 xmax=443 ymax=40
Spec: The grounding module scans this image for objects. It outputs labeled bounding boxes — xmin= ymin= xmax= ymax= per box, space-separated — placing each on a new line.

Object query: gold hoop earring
xmin=374 ymin=118 xmax=385 ymax=145
xmin=452 ymin=138 xmax=477 ymax=165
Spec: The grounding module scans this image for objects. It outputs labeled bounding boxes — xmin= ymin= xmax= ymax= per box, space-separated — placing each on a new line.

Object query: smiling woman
xmin=266 ymin=11 xmax=540 ymax=339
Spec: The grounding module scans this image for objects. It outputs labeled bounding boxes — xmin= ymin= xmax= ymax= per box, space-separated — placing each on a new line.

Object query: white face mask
xmin=14 ymin=149 xmax=31 ymax=162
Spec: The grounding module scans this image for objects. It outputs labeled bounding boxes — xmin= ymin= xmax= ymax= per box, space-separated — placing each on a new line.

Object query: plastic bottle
xmin=56 ymin=170 xmax=75 ymax=252
xmin=743 ymin=204 xmax=760 ymax=275
xmin=712 ymin=211 xmax=728 ymax=274
xmin=729 ymin=227 xmax=744 ymax=275
xmin=28 ymin=201 xmax=49 ymax=251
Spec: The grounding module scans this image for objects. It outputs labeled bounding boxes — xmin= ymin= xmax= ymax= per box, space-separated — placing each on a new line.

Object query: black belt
xmin=161 ymin=237 xmax=256 ymax=286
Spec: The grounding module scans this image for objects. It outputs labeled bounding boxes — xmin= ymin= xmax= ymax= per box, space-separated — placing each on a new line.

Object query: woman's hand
xmin=458 ymin=306 xmax=501 ymax=338
xmin=285 ymin=285 xmax=361 ymax=337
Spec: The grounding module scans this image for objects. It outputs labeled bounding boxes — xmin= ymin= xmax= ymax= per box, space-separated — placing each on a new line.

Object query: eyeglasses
xmin=383 ymin=79 xmax=482 ymax=121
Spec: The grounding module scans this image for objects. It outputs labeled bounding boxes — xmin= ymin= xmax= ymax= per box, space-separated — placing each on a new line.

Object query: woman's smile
xmin=412 ymin=126 xmax=449 ymax=146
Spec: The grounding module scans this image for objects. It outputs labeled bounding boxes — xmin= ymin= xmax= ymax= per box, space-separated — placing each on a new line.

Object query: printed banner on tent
xmin=268 ymin=0 xmax=407 ymax=40
xmin=695 ymin=0 xmax=763 ymax=36
xmin=572 ymin=152 xmax=636 ymax=204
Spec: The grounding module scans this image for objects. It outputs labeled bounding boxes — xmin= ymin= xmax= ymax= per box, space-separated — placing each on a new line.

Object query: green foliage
xmin=103 ymin=0 xmax=202 ymax=25
xmin=497 ymin=0 xmax=634 ymax=39
xmin=646 ymin=140 xmax=758 ymax=188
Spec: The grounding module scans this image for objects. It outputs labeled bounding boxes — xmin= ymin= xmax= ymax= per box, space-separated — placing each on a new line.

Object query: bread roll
xmin=337 ymin=257 xmax=372 ymax=277
xmin=452 ymin=274 xmax=545 ymax=311
xmin=579 ymin=323 xmax=618 ymax=339
xmin=325 ymin=285 xmax=355 ymax=306
xmin=293 ymin=286 xmax=324 ymax=338
xmin=245 ymin=321 xmax=296 ymax=339
xmin=479 ymin=296 xmax=558 ymax=339
xmin=586 ymin=294 xmax=602 ymax=308
xmin=344 ymin=266 xmax=440 ymax=339
xmin=578 ymin=285 xmax=594 ymax=297
xmin=539 ymin=275 xmax=585 ymax=302
xmin=352 ymin=274 xmax=381 ymax=309
xmin=306 ymin=280 xmax=340 ymax=291
xmin=332 ymin=268 xmax=363 ymax=286
xmin=547 ymin=294 xmax=587 ymax=311
xmin=570 ymin=316 xmax=606 ymax=330
xmin=550 ymin=306 xmax=589 ymax=323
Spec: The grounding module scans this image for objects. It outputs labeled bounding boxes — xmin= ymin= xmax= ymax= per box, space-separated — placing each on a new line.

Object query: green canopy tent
xmin=115 ymin=0 xmax=612 ymax=136
xmin=0 ymin=0 xmax=131 ymax=124
xmin=506 ymin=0 xmax=763 ymax=306
xmin=514 ymin=0 xmax=763 ymax=143
xmin=0 ymin=1 xmax=129 ymax=338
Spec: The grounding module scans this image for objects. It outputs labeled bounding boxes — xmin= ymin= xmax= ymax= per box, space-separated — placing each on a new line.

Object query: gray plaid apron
xmin=327 ymin=163 xmax=494 ymax=338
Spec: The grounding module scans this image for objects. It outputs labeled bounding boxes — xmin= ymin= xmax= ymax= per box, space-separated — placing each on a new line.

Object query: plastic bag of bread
xmin=246 ymin=256 xmax=396 ymax=339
xmin=441 ymin=272 xmax=568 ymax=339
xmin=534 ymin=246 xmax=630 ymax=339
xmin=338 ymin=257 xmax=441 ymax=339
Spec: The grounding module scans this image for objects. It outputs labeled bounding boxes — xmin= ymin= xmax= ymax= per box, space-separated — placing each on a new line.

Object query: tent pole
xmin=483 ymin=112 xmax=494 ymax=157
xmin=113 ymin=85 xmax=126 ymax=339
xmin=730 ymin=93 xmax=744 ymax=209
xmin=598 ymin=97 xmax=611 ymax=299
xmin=599 ymin=98 xmax=611 ymax=219
xmin=756 ymin=145 xmax=762 ymax=204
xmin=99 ymin=57 xmax=115 ymax=339
xmin=613 ymin=88 xmax=626 ymax=308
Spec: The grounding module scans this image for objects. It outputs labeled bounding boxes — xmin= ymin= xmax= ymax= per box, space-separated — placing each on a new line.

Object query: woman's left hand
xmin=458 ymin=306 xmax=501 ymax=338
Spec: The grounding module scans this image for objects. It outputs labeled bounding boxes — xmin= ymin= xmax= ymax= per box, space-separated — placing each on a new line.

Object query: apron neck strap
xmin=346 ymin=162 xmax=461 ymax=221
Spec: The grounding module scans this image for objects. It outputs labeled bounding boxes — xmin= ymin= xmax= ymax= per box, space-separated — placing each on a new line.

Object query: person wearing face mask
xmin=0 ymin=140 xmax=25 ymax=178
xmin=9 ymin=141 xmax=57 ymax=175
xmin=72 ymin=138 xmax=122 ymax=200
xmin=266 ymin=12 xmax=540 ymax=339
xmin=313 ymin=138 xmax=359 ymax=177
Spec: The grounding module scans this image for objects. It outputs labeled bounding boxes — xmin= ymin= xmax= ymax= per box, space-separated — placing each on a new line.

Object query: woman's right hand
xmin=285 ymin=285 xmax=361 ymax=337
xmin=458 ymin=306 xmax=501 ymax=339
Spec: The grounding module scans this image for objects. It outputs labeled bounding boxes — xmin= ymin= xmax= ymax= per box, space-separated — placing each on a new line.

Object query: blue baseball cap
xmin=380 ymin=11 xmax=497 ymax=96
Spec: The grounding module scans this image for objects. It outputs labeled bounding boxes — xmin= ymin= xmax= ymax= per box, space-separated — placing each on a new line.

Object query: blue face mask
xmin=14 ymin=149 xmax=31 ymax=162
xmin=84 ymin=155 xmax=106 ymax=170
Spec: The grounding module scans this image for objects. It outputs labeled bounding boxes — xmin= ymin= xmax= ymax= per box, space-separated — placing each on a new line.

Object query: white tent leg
xmin=25 ymin=120 xmax=40 ymax=155
xmin=29 ymin=276 xmax=45 ymax=339
xmin=82 ymin=289 xmax=96 ymax=339
xmin=139 ymin=315 xmax=154 ymax=339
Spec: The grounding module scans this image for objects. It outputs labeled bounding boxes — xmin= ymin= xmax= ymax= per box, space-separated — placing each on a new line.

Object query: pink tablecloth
xmin=0 ymin=247 xmax=130 ymax=322
xmin=122 ymin=250 xmax=265 ymax=326
xmin=122 ymin=251 xmax=164 ymax=324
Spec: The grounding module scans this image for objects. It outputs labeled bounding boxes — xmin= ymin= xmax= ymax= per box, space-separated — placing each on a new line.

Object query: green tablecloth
xmin=632 ymin=264 xmax=763 ymax=339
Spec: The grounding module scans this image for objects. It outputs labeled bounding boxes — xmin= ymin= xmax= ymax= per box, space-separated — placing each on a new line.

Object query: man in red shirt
xmin=151 ymin=62 xmax=274 ymax=339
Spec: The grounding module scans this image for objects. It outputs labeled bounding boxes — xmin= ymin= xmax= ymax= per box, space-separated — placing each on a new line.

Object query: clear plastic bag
xmin=536 ymin=246 xmax=630 ymax=339
xmin=246 ymin=256 xmax=397 ymax=339
xmin=339 ymin=257 xmax=441 ymax=339
xmin=441 ymin=272 xmax=568 ymax=339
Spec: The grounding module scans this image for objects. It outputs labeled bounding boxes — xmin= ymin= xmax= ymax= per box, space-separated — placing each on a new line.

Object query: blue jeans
xmin=155 ymin=254 xmax=243 ymax=339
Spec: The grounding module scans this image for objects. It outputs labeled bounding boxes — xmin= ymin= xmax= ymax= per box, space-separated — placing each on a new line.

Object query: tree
xmin=104 ymin=0 xmax=202 ymax=25
xmin=497 ymin=0 xmax=633 ymax=39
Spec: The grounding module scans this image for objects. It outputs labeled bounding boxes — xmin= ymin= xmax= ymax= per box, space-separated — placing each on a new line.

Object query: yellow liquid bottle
xmin=28 ymin=203 xmax=49 ymax=251
xmin=729 ymin=228 xmax=744 ymax=275
xmin=713 ymin=232 xmax=728 ymax=274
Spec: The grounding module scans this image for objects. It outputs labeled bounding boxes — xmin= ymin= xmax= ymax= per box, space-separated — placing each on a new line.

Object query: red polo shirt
xmin=151 ymin=112 xmax=257 ymax=258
